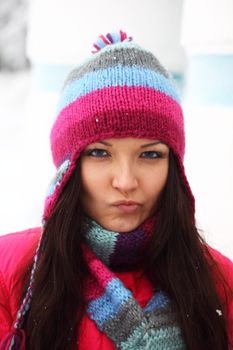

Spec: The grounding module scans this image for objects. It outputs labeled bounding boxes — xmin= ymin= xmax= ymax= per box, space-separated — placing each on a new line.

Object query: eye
xmin=86 ymin=148 xmax=109 ymax=157
xmin=140 ymin=151 xmax=162 ymax=159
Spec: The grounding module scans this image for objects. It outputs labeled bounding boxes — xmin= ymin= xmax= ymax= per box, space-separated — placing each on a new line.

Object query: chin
xmin=101 ymin=217 xmax=143 ymax=233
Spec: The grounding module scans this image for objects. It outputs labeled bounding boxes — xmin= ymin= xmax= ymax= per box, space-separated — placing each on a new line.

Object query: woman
xmin=0 ymin=30 xmax=232 ymax=350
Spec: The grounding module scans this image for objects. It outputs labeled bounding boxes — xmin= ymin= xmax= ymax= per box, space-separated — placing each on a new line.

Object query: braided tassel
xmin=0 ymin=232 xmax=44 ymax=350
xmin=13 ymin=236 xmax=42 ymax=331
xmin=92 ymin=30 xmax=132 ymax=53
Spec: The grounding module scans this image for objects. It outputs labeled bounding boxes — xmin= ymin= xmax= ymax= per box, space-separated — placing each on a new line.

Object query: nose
xmin=112 ymin=161 xmax=139 ymax=194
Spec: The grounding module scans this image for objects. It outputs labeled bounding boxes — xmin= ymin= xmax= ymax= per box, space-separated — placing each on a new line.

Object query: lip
xmin=113 ymin=200 xmax=140 ymax=206
xmin=112 ymin=200 xmax=141 ymax=214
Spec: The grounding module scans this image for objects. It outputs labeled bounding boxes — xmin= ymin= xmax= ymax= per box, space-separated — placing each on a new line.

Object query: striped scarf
xmin=83 ymin=217 xmax=186 ymax=349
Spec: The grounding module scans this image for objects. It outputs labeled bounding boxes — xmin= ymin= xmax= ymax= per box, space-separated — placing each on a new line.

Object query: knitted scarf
xmin=0 ymin=216 xmax=186 ymax=350
xmin=83 ymin=216 xmax=187 ymax=349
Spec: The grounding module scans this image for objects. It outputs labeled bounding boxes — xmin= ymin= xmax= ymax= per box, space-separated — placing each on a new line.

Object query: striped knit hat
xmin=45 ymin=29 xmax=194 ymax=220
xmin=1 ymin=30 xmax=195 ymax=349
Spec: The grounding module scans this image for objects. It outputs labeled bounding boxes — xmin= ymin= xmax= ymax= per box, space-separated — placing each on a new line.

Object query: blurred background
xmin=0 ymin=0 xmax=232 ymax=259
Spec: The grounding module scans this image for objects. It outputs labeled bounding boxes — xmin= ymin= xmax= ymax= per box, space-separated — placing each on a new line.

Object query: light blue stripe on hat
xmin=56 ymin=65 xmax=180 ymax=114
xmin=87 ymin=278 xmax=132 ymax=327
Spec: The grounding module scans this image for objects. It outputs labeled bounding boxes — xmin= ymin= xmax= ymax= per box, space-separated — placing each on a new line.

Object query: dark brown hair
xmin=24 ymin=152 xmax=231 ymax=349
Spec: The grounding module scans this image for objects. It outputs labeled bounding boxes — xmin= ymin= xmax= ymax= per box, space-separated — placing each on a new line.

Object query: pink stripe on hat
xmin=51 ymin=86 xmax=184 ymax=168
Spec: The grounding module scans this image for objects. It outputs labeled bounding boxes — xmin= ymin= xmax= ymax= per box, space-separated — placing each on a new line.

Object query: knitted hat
xmin=2 ymin=30 xmax=195 ymax=348
xmin=45 ymin=29 xmax=194 ymax=220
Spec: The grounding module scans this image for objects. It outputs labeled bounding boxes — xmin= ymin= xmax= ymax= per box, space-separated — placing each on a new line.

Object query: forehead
xmin=88 ymin=137 xmax=167 ymax=147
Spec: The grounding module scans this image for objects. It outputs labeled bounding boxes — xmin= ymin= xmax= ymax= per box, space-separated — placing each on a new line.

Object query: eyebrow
xmin=140 ymin=141 xmax=164 ymax=148
xmin=96 ymin=141 xmax=164 ymax=148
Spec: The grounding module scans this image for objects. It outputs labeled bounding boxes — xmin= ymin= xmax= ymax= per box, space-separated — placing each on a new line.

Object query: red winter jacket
xmin=0 ymin=228 xmax=233 ymax=349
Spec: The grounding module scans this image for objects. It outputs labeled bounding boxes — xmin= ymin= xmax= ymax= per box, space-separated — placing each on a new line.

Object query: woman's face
xmin=80 ymin=138 xmax=169 ymax=232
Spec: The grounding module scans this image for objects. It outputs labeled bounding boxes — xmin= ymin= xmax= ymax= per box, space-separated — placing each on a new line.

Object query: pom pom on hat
xmin=92 ymin=30 xmax=132 ymax=53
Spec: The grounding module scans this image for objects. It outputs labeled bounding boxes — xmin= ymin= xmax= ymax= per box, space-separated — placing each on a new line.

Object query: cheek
xmin=81 ymin=163 xmax=107 ymax=198
xmin=80 ymin=163 xmax=92 ymax=196
xmin=159 ymin=164 xmax=169 ymax=189
xmin=144 ymin=162 xmax=169 ymax=198
xmin=81 ymin=166 xmax=96 ymax=214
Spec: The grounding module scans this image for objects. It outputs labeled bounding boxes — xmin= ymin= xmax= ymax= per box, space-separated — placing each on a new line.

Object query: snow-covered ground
xmin=0 ymin=71 xmax=232 ymax=260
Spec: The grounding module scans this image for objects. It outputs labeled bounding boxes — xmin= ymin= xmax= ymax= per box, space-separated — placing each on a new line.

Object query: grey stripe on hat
xmin=62 ymin=47 xmax=170 ymax=89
